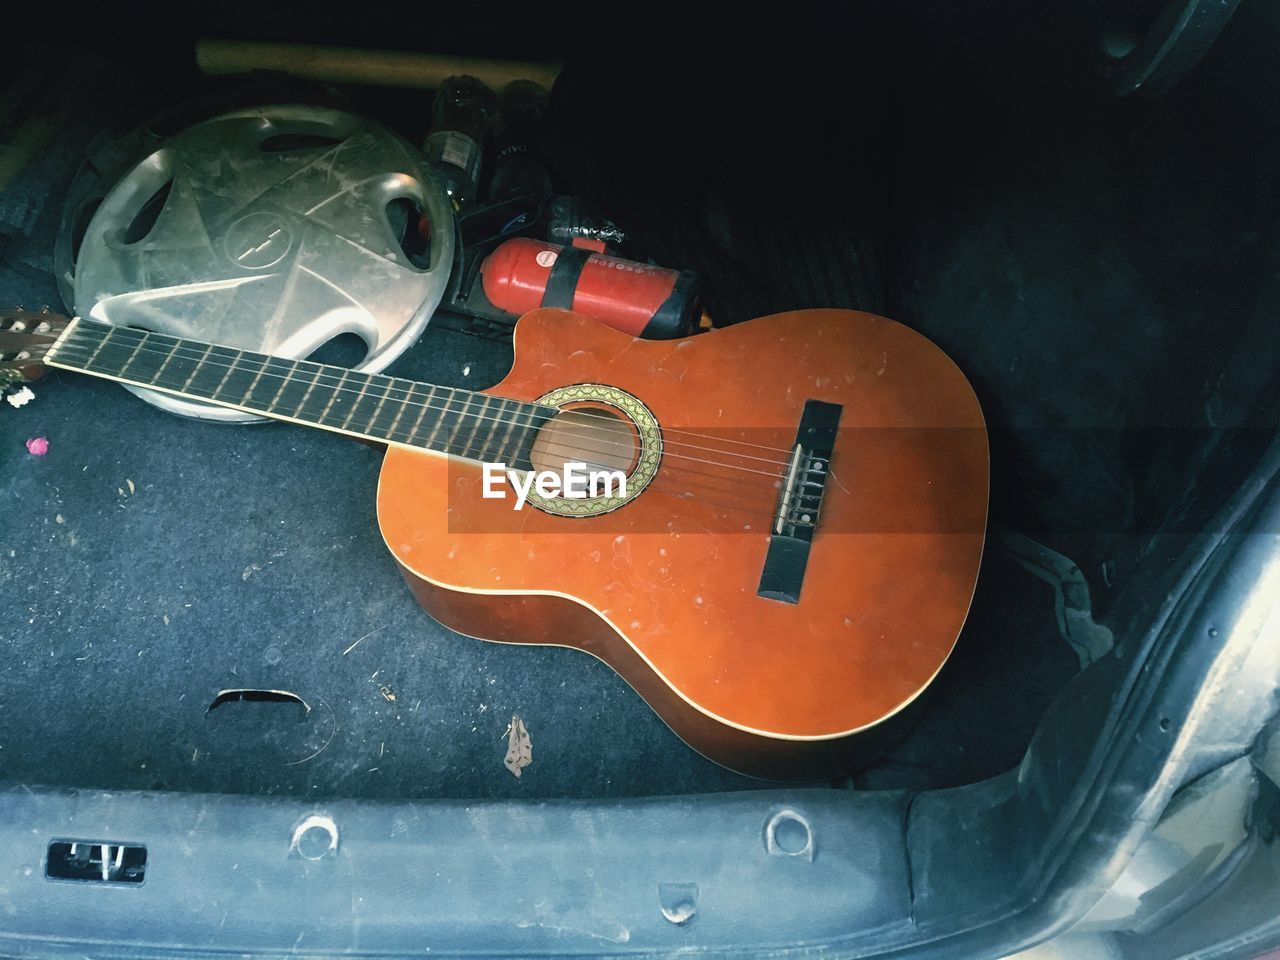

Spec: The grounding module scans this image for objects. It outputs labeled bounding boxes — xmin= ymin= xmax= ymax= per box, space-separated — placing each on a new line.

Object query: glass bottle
xmin=421 ymin=75 xmax=496 ymax=209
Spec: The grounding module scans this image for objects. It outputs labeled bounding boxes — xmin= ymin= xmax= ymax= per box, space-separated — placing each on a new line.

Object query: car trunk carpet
xmin=0 ymin=57 xmax=1076 ymax=801
xmin=0 ymin=265 xmax=1072 ymax=801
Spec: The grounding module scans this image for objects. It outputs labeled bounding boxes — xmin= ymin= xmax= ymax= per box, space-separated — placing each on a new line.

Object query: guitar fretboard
xmin=47 ymin=319 xmax=555 ymax=466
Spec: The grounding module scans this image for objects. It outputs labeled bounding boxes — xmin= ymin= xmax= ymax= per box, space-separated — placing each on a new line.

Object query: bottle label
xmin=495 ymin=142 xmax=532 ymax=163
xmin=424 ymin=130 xmax=482 ymax=184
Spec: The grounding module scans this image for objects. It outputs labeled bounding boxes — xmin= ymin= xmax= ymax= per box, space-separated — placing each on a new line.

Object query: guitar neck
xmin=45 ymin=318 xmax=553 ymax=465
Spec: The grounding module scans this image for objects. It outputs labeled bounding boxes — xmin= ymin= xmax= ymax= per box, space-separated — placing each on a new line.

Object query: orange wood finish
xmin=396 ymin=568 xmax=931 ymax=780
xmin=376 ymin=308 xmax=988 ymax=778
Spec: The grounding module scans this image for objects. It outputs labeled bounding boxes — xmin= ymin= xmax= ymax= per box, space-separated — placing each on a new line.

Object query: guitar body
xmin=377 ymin=308 xmax=988 ymax=780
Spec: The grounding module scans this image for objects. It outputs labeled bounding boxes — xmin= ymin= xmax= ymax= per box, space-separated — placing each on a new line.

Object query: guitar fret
xmin=148 ymin=336 xmax=202 ymax=395
xmin=116 ymin=332 xmax=151 ymax=377
xmin=487 ymin=399 xmax=521 ymax=464
xmin=77 ymin=327 xmax=112 ymax=369
xmin=404 ymin=384 xmax=436 ymax=444
xmin=339 ymin=374 xmax=373 ymax=430
xmin=82 ymin=329 xmax=138 ymax=378
xmin=425 ymin=389 xmax=455 ymax=449
xmin=149 ymin=340 xmax=180 ymax=384
xmin=293 ymin=363 xmax=327 ymax=419
xmin=364 ymin=377 xmax=399 ymax=436
xmin=443 ymin=391 xmax=471 ymax=453
xmin=264 ymin=359 xmax=299 ymax=411
xmin=238 ymin=356 xmax=273 ymax=404
xmin=180 ymin=343 xmax=214 ymax=391
xmin=138 ymin=333 xmax=186 ymax=385
xmin=276 ymin=361 xmax=316 ymax=418
xmin=483 ymin=399 xmax=512 ymax=461
xmin=461 ymin=395 xmax=493 ymax=459
xmin=492 ymin=399 xmax=521 ymax=465
xmin=509 ymin=406 xmax=546 ymax=472
xmin=474 ymin=397 xmax=500 ymax=463
xmin=210 ymin=349 xmax=246 ymax=401
xmin=75 ymin=330 xmax=120 ymax=376
xmin=317 ymin=369 xmax=350 ymax=424
xmin=220 ymin=352 xmax=263 ymax=407
xmin=49 ymin=321 xmax=547 ymax=461
xmin=195 ymin=345 xmax=238 ymax=402
xmin=383 ymin=380 xmax=414 ymax=441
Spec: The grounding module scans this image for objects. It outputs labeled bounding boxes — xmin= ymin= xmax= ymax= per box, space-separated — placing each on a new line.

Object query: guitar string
xmin=458 ymin=420 xmax=784 ymax=510
xmin=45 ymin=339 xmax=786 ymax=520
xmin=490 ymin=436 xmax=782 ymax=521
xmin=45 ymin=339 xmax=807 ymax=522
xmin=42 ymin=323 xmax=799 ymax=462
xmin=36 ymin=321 xmax=831 ymax=499
xmin=20 ymin=327 xmax=844 ymax=522
xmin=517 ymin=425 xmax=784 ymax=501
xmin=45 ymin=336 xmax=799 ymax=481
xmin=44 ymin=338 xmax=799 ymax=512
xmin=43 ymin=336 xmax=795 ymax=476
xmin=439 ymin=419 xmax=782 ymax=515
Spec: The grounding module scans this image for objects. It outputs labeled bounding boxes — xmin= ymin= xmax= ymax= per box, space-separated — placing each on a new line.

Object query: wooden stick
xmin=196 ymin=40 xmax=561 ymax=91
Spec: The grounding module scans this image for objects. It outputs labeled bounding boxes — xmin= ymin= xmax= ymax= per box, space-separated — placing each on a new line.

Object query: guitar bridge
xmin=757 ymin=400 xmax=842 ymax=604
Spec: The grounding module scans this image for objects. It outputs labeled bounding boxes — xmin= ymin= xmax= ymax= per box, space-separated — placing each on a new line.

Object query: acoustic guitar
xmin=2 ymin=307 xmax=987 ymax=779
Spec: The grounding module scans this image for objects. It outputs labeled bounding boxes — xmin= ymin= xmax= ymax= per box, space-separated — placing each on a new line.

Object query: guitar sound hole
xmin=528 ymin=406 xmax=637 ymax=497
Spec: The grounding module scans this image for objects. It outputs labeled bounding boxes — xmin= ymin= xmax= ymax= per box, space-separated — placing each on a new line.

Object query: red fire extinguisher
xmin=480 ymin=238 xmax=701 ymax=339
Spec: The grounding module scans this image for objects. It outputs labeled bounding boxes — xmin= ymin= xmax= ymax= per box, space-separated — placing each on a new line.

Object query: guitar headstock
xmin=0 ymin=309 xmax=72 ymax=393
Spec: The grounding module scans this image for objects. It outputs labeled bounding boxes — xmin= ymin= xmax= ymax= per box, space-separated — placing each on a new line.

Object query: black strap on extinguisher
xmin=540 ymin=247 xmax=592 ymax=309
